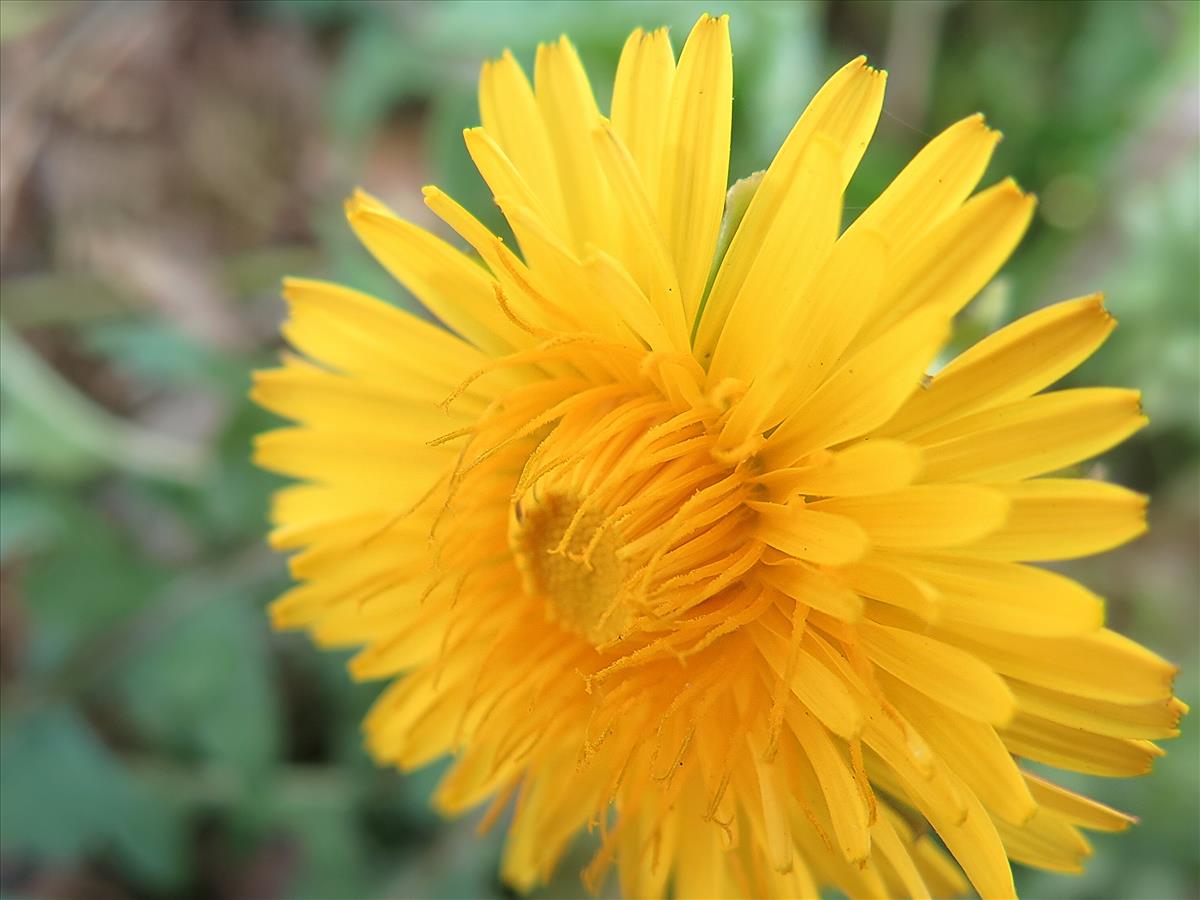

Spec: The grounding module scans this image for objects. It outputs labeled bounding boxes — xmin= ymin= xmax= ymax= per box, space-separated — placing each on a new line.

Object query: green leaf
xmin=0 ymin=704 xmax=185 ymax=887
xmin=81 ymin=322 xmax=226 ymax=391
xmin=116 ymin=591 xmax=281 ymax=780
xmin=0 ymin=486 xmax=75 ymax=563
xmin=21 ymin=507 xmax=168 ymax=671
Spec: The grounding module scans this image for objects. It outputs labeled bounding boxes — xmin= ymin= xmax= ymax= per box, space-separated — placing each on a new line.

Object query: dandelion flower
xmin=253 ymin=14 xmax=1184 ymax=898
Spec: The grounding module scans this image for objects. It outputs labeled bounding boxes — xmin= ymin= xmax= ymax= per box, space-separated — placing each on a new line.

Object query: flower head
xmin=254 ymin=14 xmax=1184 ymax=898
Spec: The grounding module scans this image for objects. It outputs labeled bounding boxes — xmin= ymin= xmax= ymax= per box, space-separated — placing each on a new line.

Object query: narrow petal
xmin=958 ymin=478 xmax=1147 ymax=560
xmin=708 ymin=134 xmax=841 ymax=385
xmin=792 ymin=711 xmax=872 ymax=864
xmin=763 ymin=306 xmax=951 ymax=467
xmin=856 ymin=179 xmax=1036 ymax=346
xmin=887 ymin=675 xmax=1037 ymax=825
xmin=760 ymin=563 xmax=864 ymax=622
xmin=254 ymin=428 xmax=447 ymax=496
xmin=345 ymin=192 xmax=521 ymax=355
xmin=811 ymin=485 xmax=1009 ymax=549
xmin=610 ymin=27 xmax=675 ymax=201
xmin=879 ymin=554 xmax=1104 ymax=636
xmin=845 ymin=113 xmax=1000 ymax=258
xmin=757 ymin=440 xmax=922 ymax=500
xmin=1009 ymin=679 xmax=1184 ymax=740
xmin=1000 ymin=713 xmax=1163 ymax=777
xmin=860 ymin=621 xmax=1016 ymax=725
xmin=591 ymin=123 xmax=690 ymax=348
xmin=996 ymin=810 xmax=1092 ymax=874
xmin=935 ymin=627 xmax=1177 ymax=705
xmin=479 ymin=50 xmax=569 ymax=236
xmin=917 ymin=388 xmax=1148 ymax=483
xmin=252 ymin=362 xmax=477 ymax=437
xmin=658 ymin=13 xmax=732 ymax=321
xmin=844 ymin=559 xmax=941 ymax=622
xmin=277 ymin=278 xmax=490 ymax=389
xmin=754 ymin=502 xmax=871 ymax=566
xmin=696 ymin=56 xmax=885 ymax=361
xmin=878 ymin=294 xmax=1116 ymax=439
xmin=1022 ymin=773 xmax=1137 ymax=832
xmin=534 ymin=37 xmax=615 ymax=255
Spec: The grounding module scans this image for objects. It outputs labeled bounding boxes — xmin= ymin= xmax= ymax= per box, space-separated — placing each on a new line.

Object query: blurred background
xmin=0 ymin=1 xmax=1196 ymax=898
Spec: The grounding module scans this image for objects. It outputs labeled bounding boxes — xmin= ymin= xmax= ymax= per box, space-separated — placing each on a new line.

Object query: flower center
xmin=509 ymin=487 xmax=629 ymax=645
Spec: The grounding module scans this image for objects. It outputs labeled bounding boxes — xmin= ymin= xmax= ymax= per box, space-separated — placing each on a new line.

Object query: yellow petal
xmin=958 ymin=478 xmax=1147 ymax=560
xmin=479 ymin=50 xmax=569 ymax=236
xmin=581 ymin=248 xmax=680 ymax=352
xmin=843 ymin=559 xmax=940 ymax=623
xmin=1022 ymin=772 xmax=1137 ymax=832
xmin=759 ymin=562 xmax=863 ymax=622
xmin=870 ymin=729 xmax=1015 ymax=899
xmin=706 ymin=133 xmax=841 ymax=385
xmin=793 ymin=644 xmax=866 ymax=740
xmin=254 ymin=428 xmax=447 ymax=498
xmin=811 ymin=484 xmax=1009 ymax=549
xmin=913 ymin=837 xmax=970 ymax=898
xmin=886 ymin=674 xmax=1037 ymax=825
xmin=279 ymin=278 xmax=491 ymax=389
xmin=996 ymin=809 xmax=1092 ymax=874
xmin=590 ymin=123 xmax=690 ymax=348
xmin=917 ymin=388 xmax=1148 ymax=483
xmin=658 ymin=13 xmax=732 ymax=321
xmin=936 ymin=627 xmax=1177 ymax=705
xmin=610 ymin=27 xmax=675 ymax=202
xmin=791 ymin=711 xmax=872 ymax=864
xmin=269 ymin=482 xmax=389 ymax=530
xmin=856 ymin=179 xmax=1036 ymax=347
xmin=754 ymin=755 xmax=794 ymax=873
xmin=252 ymin=363 xmax=476 ymax=437
xmin=490 ymin=196 xmax=631 ymax=344
xmin=756 ymin=227 xmax=889 ymax=425
xmin=860 ymin=621 xmax=1016 ymax=725
xmin=878 ymin=294 xmax=1115 ymax=439
xmin=753 ymin=626 xmax=866 ymax=739
xmin=762 ymin=305 xmax=951 ymax=468
xmin=754 ymin=502 xmax=871 ymax=566
xmin=696 ymin=56 xmax=885 ymax=362
xmin=871 ymin=811 xmax=932 ymax=900
xmin=880 ymin=554 xmax=1104 ymax=636
xmin=845 ymin=113 xmax=1000 ymax=259
xmin=1009 ymin=678 xmax=1183 ymax=740
xmin=462 ymin=126 xmax=561 ymax=250
xmin=757 ymin=440 xmax=922 ymax=500
xmin=534 ymin=36 xmax=615 ymax=255
xmin=344 ymin=192 xmax=519 ymax=356
xmin=1000 ymin=712 xmax=1163 ymax=777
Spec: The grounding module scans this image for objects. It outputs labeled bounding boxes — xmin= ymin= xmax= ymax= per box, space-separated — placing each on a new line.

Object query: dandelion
xmin=253 ymin=14 xmax=1184 ymax=898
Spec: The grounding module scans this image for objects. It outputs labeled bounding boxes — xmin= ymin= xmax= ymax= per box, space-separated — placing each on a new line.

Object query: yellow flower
xmin=253 ymin=14 xmax=1184 ymax=899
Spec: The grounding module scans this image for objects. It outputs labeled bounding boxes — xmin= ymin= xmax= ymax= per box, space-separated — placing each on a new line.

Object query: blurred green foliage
xmin=0 ymin=1 xmax=1197 ymax=898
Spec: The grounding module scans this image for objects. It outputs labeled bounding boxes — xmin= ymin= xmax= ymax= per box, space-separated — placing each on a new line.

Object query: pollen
xmin=510 ymin=487 xmax=629 ymax=644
